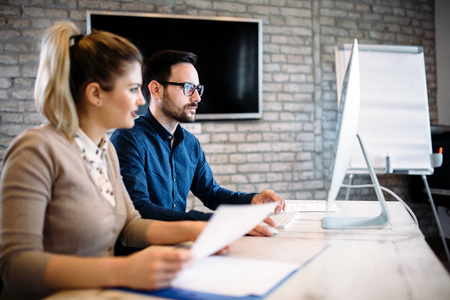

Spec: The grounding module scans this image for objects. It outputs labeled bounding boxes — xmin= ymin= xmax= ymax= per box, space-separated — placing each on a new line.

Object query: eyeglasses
xmin=159 ymin=81 xmax=204 ymax=97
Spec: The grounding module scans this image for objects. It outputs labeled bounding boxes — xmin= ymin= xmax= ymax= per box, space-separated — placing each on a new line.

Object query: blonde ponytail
xmin=34 ymin=22 xmax=80 ymax=139
xmin=34 ymin=22 xmax=142 ymax=139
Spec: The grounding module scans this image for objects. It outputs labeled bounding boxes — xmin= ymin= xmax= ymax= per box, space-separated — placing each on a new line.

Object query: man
xmin=111 ymin=50 xmax=284 ymax=236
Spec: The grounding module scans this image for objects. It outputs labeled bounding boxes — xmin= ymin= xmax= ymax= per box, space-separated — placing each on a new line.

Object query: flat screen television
xmin=87 ymin=11 xmax=262 ymax=120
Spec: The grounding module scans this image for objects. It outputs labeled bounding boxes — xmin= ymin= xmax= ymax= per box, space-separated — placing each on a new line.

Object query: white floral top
xmin=73 ymin=129 xmax=115 ymax=207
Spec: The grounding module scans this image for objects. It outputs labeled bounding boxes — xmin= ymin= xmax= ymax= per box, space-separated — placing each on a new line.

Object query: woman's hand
xmin=246 ymin=216 xmax=277 ymax=237
xmin=121 ymin=247 xmax=193 ymax=290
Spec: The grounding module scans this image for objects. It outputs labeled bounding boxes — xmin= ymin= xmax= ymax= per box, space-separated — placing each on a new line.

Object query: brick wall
xmin=0 ymin=0 xmax=439 ymax=235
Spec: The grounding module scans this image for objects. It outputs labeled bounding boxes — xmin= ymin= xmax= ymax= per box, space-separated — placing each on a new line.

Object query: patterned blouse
xmin=74 ymin=129 xmax=115 ymax=206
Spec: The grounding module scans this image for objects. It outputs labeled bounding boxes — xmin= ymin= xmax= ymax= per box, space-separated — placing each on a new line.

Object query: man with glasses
xmin=111 ymin=50 xmax=284 ymax=238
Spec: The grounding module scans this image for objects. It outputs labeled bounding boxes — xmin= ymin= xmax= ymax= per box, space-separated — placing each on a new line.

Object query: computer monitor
xmin=322 ymin=39 xmax=391 ymax=229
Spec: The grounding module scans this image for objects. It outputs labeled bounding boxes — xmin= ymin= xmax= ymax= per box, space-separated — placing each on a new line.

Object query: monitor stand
xmin=322 ymin=134 xmax=391 ymax=229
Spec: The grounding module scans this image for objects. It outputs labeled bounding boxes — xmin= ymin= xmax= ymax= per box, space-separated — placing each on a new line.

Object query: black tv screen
xmin=87 ymin=11 xmax=262 ymax=120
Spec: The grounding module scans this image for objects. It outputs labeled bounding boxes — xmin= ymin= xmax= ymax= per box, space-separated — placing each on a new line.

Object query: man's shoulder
xmin=179 ymin=126 xmax=202 ymax=147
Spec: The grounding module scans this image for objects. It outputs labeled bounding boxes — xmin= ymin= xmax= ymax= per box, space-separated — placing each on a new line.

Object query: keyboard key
xmin=269 ymin=211 xmax=300 ymax=229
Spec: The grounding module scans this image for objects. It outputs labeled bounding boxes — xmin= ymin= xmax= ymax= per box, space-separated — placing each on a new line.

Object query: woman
xmin=0 ymin=22 xmax=205 ymax=299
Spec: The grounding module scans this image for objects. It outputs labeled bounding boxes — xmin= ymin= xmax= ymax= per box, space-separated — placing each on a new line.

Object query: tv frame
xmin=86 ymin=10 xmax=263 ymax=121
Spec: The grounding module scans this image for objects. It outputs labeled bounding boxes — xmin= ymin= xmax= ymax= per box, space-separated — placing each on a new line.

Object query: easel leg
xmin=345 ymin=174 xmax=353 ymax=201
xmin=421 ymin=175 xmax=450 ymax=262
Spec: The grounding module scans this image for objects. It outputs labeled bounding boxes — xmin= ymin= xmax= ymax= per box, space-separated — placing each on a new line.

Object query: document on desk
xmin=171 ymin=256 xmax=299 ymax=297
xmin=169 ymin=202 xmax=298 ymax=298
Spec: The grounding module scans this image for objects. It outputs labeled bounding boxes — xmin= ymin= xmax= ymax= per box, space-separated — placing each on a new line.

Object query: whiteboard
xmin=335 ymin=44 xmax=433 ymax=175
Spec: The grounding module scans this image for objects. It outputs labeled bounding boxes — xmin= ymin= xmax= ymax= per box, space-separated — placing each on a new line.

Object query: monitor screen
xmin=87 ymin=11 xmax=262 ymax=120
xmin=326 ymin=39 xmax=361 ymax=206
xmin=322 ymin=39 xmax=390 ymax=229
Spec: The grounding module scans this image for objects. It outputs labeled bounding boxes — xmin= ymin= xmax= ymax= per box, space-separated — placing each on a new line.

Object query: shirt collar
xmin=144 ymin=110 xmax=184 ymax=144
xmin=73 ymin=129 xmax=108 ymax=164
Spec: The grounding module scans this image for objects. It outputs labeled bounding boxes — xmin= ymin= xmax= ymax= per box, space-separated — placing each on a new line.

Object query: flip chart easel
xmin=335 ymin=44 xmax=433 ymax=175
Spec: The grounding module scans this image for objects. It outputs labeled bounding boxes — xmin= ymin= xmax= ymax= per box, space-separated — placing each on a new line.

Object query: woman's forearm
xmin=45 ymin=254 xmax=127 ymax=290
xmin=145 ymin=220 xmax=206 ymax=245
xmin=45 ymin=247 xmax=192 ymax=292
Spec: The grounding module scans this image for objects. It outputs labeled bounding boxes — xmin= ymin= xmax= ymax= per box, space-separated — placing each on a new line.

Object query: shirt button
xmin=174 ymin=203 xmax=177 ymax=208
xmin=168 ymin=135 xmax=173 ymax=140
xmin=173 ymin=177 xmax=176 ymax=181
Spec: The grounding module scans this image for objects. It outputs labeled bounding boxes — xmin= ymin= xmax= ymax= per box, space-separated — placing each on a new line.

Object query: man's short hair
xmin=142 ymin=50 xmax=197 ymax=102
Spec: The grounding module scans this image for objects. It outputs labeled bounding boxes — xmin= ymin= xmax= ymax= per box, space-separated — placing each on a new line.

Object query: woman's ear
xmin=149 ymin=80 xmax=162 ymax=100
xmin=85 ymin=82 xmax=103 ymax=107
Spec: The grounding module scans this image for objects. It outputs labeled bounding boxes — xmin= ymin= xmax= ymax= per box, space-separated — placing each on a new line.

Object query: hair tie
xmin=71 ymin=34 xmax=84 ymax=44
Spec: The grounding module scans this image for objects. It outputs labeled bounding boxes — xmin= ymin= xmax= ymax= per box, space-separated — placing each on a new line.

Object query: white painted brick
xmin=237 ymin=163 xmax=270 ymax=173
xmin=12 ymin=89 xmax=33 ymax=100
xmin=22 ymin=7 xmax=45 ymax=17
xmin=202 ymin=143 xmax=237 ymax=154
xmin=248 ymin=173 xmax=266 ymax=183
xmin=0 ymin=78 xmax=12 ymax=88
xmin=231 ymin=174 xmax=248 ymax=184
xmin=213 ymin=2 xmax=247 ymax=13
xmin=210 ymin=164 xmax=237 ymax=174
xmin=209 ymin=154 xmax=228 ymax=164
xmin=237 ymin=142 xmax=272 ymax=153
xmin=246 ymin=153 xmax=263 ymax=163
xmin=229 ymin=153 xmax=246 ymax=164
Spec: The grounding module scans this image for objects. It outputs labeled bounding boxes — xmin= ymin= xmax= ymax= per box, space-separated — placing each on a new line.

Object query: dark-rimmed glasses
xmin=159 ymin=81 xmax=204 ymax=97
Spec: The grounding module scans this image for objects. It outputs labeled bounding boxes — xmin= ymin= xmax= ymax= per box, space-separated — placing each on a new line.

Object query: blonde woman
xmin=0 ymin=22 xmax=206 ymax=299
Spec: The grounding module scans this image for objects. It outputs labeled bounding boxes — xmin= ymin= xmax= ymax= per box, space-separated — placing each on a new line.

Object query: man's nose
xmin=190 ymin=90 xmax=201 ymax=103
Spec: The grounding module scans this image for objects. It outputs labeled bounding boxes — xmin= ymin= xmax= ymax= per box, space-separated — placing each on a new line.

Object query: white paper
xmin=172 ymin=256 xmax=299 ymax=297
xmin=191 ymin=202 xmax=276 ymax=259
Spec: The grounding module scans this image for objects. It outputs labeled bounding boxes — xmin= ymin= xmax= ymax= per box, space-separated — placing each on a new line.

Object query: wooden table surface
xmin=45 ymin=201 xmax=450 ymax=300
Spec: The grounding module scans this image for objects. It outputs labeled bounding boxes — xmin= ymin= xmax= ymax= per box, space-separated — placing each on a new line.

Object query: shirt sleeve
xmin=111 ymin=130 xmax=213 ymax=222
xmin=0 ymin=131 xmax=55 ymax=296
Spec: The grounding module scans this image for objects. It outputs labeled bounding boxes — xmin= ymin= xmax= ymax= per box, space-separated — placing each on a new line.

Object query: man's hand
xmin=251 ymin=189 xmax=285 ymax=214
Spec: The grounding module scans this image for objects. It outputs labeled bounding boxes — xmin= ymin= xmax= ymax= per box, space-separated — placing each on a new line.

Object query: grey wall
xmin=0 ymin=0 xmax=440 ymax=235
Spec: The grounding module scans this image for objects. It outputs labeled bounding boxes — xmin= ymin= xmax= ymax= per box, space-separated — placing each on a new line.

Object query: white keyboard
xmin=269 ymin=211 xmax=300 ymax=229
xmin=285 ymin=201 xmax=339 ymax=212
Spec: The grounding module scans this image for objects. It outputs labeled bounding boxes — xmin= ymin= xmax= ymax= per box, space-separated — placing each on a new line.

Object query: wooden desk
xmin=45 ymin=201 xmax=450 ymax=300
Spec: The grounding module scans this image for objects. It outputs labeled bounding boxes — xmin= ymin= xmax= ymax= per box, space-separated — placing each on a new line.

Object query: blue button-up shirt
xmin=110 ymin=111 xmax=255 ymax=221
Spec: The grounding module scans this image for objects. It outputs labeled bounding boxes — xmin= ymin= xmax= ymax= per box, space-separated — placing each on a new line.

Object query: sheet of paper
xmin=171 ymin=256 xmax=299 ymax=297
xmin=191 ymin=202 xmax=276 ymax=259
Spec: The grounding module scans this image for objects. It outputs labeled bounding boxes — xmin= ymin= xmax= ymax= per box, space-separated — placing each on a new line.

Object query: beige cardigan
xmin=0 ymin=125 xmax=153 ymax=299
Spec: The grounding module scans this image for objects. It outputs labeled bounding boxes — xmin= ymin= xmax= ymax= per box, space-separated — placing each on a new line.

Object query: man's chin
xmin=177 ymin=115 xmax=196 ymax=123
xmin=185 ymin=113 xmax=197 ymax=123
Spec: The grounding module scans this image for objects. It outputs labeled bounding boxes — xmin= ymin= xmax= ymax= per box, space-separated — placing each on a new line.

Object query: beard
xmin=160 ymin=92 xmax=198 ymax=123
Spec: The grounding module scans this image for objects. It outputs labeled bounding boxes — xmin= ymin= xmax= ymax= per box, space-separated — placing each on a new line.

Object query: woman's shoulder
xmin=7 ymin=124 xmax=71 ymax=154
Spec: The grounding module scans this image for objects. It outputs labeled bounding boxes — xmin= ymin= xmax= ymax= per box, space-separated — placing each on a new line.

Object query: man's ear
xmin=85 ymin=82 xmax=103 ymax=107
xmin=149 ymin=80 xmax=162 ymax=100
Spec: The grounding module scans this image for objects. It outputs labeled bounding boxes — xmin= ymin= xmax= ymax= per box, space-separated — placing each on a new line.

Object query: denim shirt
xmin=110 ymin=111 xmax=255 ymax=221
